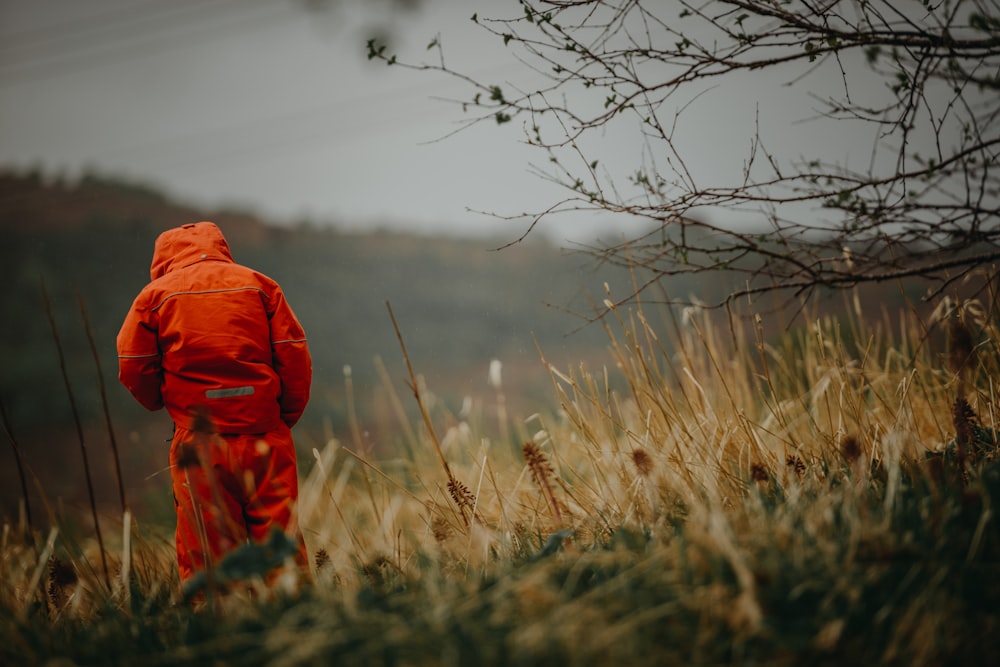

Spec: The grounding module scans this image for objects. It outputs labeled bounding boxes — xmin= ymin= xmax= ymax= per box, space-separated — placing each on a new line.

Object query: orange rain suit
xmin=117 ymin=221 xmax=311 ymax=584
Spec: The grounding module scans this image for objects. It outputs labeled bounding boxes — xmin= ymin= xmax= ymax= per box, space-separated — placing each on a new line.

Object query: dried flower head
xmin=48 ymin=556 xmax=77 ymax=608
xmin=953 ymin=396 xmax=982 ymax=464
xmin=314 ymin=548 xmax=330 ymax=571
xmin=448 ymin=478 xmax=477 ymax=512
xmin=48 ymin=556 xmax=77 ymax=588
xmin=631 ymin=449 xmax=654 ymax=477
xmin=841 ymin=435 xmax=862 ymax=464
xmin=362 ymin=554 xmax=392 ymax=585
xmin=786 ymin=455 xmax=806 ymax=476
xmin=523 ymin=442 xmax=553 ymax=478
xmin=523 ymin=442 xmax=563 ymax=524
xmin=750 ymin=463 xmax=769 ymax=482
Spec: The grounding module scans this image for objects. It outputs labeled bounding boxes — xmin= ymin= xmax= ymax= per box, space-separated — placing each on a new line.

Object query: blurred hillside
xmin=0 ymin=169 xmax=954 ymax=519
xmin=0 ymin=168 xmax=652 ymax=516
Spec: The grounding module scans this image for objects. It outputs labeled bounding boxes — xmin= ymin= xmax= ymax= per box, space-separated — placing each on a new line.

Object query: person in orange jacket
xmin=117 ymin=221 xmax=311 ymax=590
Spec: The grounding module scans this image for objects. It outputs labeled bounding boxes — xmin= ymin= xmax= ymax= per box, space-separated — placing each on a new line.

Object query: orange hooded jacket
xmin=117 ymin=222 xmax=311 ymax=433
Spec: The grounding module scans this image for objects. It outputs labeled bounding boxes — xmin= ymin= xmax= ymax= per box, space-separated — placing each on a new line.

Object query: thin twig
xmin=40 ymin=277 xmax=111 ymax=592
xmin=385 ymin=301 xmax=468 ymax=527
xmin=311 ymin=448 xmax=369 ymax=558
xmin=78 ymin=293 xmax=128 ymax=514
xmin=0 ymin=394 xmax=35 ymax=553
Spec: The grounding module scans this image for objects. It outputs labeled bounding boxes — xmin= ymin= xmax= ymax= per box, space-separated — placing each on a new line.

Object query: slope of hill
xmin=0 ymin=168 xmax=965 ymax=520
xmin=0 ymin=169 xmax=636 ymax=514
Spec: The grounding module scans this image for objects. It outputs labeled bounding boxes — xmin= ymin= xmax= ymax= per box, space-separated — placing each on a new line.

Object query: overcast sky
xmin=1 ymin=0 xmax=633 ymax=242
xmin=0 ymin=0 xmax=884 ymax=243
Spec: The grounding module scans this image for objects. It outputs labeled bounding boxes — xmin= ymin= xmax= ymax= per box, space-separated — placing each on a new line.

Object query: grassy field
xmin=2 ymin=289 xmax=999 ymax=666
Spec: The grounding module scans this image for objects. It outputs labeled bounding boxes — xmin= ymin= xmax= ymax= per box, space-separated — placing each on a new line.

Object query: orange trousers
xmin=169 ymin=423 xmax=309 ymax=585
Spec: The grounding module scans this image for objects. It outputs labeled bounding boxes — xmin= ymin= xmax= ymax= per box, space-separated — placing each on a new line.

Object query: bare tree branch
xmin=374 ymin=0 xmax=1000 ymax=306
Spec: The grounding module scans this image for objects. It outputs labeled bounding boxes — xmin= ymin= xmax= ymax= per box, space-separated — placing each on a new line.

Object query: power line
xmin=0 ymin=0 xmax=220 ymax=54
xmin=87 ymin=55 xmax=519 ymax=176
xmin=0 ymin=0 xmax=523 ymax=178
xmin=0 ymin=0 xmax=286 ymax=85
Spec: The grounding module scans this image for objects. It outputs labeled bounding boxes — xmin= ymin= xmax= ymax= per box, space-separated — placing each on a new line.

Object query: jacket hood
xmin=150 ymin=222 xmax=234 ymax=280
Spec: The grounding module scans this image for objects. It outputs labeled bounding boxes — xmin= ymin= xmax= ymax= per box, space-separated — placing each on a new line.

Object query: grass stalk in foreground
xmin=2 ymin=290 xmax=998 ymax=665
xmin=40 ymin=278 xmax=111 ymax=592
xmin=78 ymin=293 xmax=128 ymax=515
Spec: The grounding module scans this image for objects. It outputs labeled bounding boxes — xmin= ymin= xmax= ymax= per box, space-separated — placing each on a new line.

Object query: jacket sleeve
xmin=117 ymin=294 xmax=164 ymax=412
xmin=268 ymin=286 xmax=312 ymax=427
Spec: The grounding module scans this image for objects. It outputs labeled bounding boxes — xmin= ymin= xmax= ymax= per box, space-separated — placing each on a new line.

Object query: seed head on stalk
xmin=523 ymin=442 xmax=563 ymax=527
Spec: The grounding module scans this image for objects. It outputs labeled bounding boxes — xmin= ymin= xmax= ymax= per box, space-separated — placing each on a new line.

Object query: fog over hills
xmin=0 ymin=169 xmax=642 ymax=515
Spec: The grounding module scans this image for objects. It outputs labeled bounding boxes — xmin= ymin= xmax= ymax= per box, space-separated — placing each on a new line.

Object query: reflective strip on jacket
xmin=117 ymin=221 xmax=311 ymax=433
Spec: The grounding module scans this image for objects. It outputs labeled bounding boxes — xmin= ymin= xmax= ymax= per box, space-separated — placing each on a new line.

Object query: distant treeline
xmin=0 ymin=169 xmax=642 ymax=427
xmin=0 ymin=170 xmax=945 ymax=514
xmin=0 ymin=169 xmax=661 ymax=511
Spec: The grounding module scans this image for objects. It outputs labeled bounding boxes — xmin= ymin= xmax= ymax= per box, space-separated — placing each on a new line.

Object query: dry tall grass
xmin=2 ymin=285 xmax=998 ymax=665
